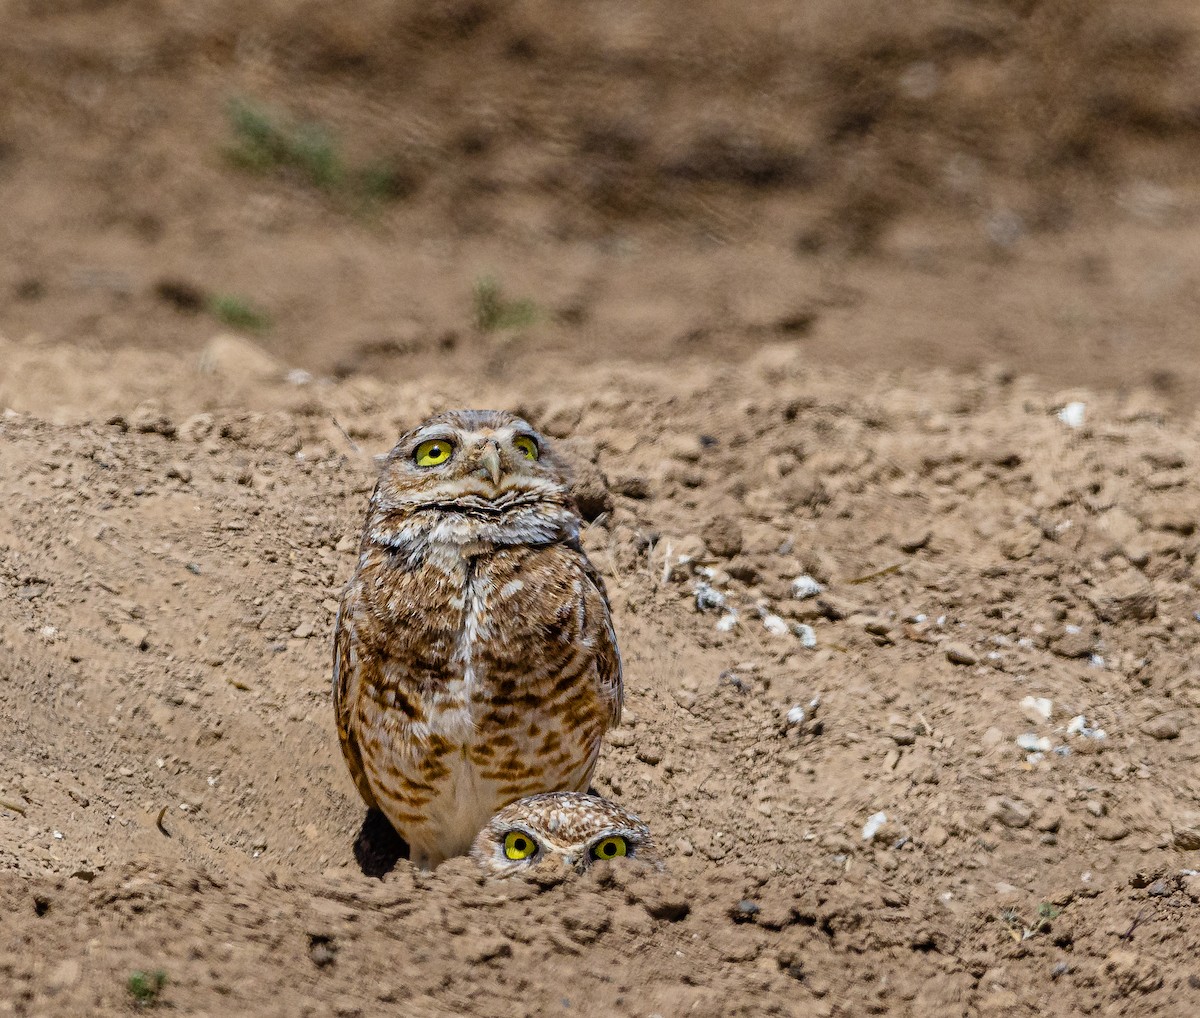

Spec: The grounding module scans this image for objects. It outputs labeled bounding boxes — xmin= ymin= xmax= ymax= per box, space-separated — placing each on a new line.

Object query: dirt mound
xmin=3 ymin=339 xmax=1200 ymax=1014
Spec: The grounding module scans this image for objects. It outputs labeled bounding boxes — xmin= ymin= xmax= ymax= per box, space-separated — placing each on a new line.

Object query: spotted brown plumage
xmin=333 ymin=409 xmax=622 ymax=869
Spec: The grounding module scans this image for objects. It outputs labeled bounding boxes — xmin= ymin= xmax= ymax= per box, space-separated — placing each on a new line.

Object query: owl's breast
xmin=351 ymin=540 xmax=611 ymax=744
xmin=352 ymin=546 xmax=470 ymax=683
xmin=465 ymin=545 xmax=599 ymax=671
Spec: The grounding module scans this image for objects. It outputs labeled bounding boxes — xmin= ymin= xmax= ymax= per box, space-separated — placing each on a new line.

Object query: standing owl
xmin=333 ymin=409 xmax=622 ymax=870
xmin=470 ymin=792 xmax=657 ymax=877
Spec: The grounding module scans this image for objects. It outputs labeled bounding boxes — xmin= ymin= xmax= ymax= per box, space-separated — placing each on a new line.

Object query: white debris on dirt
xmin=694 ymin=582 xmax=727 ymax=613
xmin=791 ymin=622 xmax=817 ymax=648
xmin=791 ymin=575 xmax=824 ymax=599
xmin=1057 ymin=401 xmax=1086 ymax=428
xmin=1066 ymin=715 xmax=1107 ymax=739
xmin=760 ymin=611 xmax=790 ymax=637
xmin=862 ymin=811 xmax=889 ymax=841
xmin=1020 ymin=696 xmax=1053 ymax=724
xmin=1016 ymin=733 xmax=1052 ymax=753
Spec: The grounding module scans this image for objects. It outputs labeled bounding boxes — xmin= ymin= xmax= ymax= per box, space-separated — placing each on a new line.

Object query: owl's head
xmin=470 ymin=792 xmax=657 ymax=878
xmin=367 ymin=410 xmax=577 ymax=553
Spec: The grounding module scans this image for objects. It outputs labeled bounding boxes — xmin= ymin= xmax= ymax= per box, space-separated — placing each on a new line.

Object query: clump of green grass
xmin=472 ymin=277 xmax=538 ymax=332
xmin=225 ymin=98 xmax=343 ymax=191
xmin=224 ymin=98 xmax=421 ymax=212
xmin=208 ymin=293 xmax=271 ymax=333
xmin=354 ymin=161 xmax=418 ymax=203
xmin=1037 ymin=902 xmax=1060 ymax=920
xmin=127 ymin=970 xmax=167 ymax=1007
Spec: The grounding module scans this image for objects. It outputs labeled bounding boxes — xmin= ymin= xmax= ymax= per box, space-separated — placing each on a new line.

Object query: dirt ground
xmin=4 ymin=2 xmax=1200 ymax=1016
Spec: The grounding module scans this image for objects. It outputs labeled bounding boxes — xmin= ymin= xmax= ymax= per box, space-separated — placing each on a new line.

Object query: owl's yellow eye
xmin=513 ymin=435 xmax=539 ymax=461
xmin=503 ymin=830 xmax=538 ymax=861
xmin=590 ymin=836 xmax=628 ymax=860
xmin=414 ymin=438 xmax=454 ymax=467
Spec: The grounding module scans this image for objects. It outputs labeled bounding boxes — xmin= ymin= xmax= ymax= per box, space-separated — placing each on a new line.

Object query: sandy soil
xmin=3 ymin=341 xmax=1200 ymax=1016
xmin=4 ymin=2 xmax=1200 ymax=1016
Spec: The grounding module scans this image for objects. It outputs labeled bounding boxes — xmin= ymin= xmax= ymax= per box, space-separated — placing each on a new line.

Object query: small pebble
xmin=1088 ymin=572 xmax=1158 ymax=624
xmin=791 ymin=622 xmax=817 ymax=648
xmin=944 ymin=643 xmax=977 ymax=666
xmin=1140 ymin=715 xmax=1181 ymax=741
xmin=1174 ymin=825 xmax=1200 ymax=851
xmin=734 ymin=899 xmax=761 ymax=918
xmin=925 ymin=825 xmax=949 ymax=848
xmin=897 ymin=528 xmax=931 ymax=553
xmin=987 ymin=796 xmax=1033 ymax=829
xmin=1051 ymin=629 xmax=1093 ymax=659
xmin=694 ymin=583 xmax=726 ymax=613
xmin=1020 ymin=696 xmax=1053 ymax=724
xmin=760 ymin=613 xmax=789 ymax=637
xmin=791 ymin=575 xmax=823 ymax=600
xmin=862 ymin=811 xmax=889 ymax=841
xmin=701 ymin=514 xmax=743 ymax=559
xmin=1058 ymin=401 xmax=1086 ymax=428
xmin=118 ymin=624 xmax=149 ymax=650
xmin=1067 ymin=715 xmax=1107 ymax=740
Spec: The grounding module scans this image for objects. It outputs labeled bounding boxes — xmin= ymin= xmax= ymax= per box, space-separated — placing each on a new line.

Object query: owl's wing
xmin=575 ymin=548 xmax=624 ymax=729
xmin=332 ymin=602 xmax=381 ymax=810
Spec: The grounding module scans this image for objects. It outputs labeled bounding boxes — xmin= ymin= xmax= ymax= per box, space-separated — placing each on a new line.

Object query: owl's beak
xmin=479 ymin=442 xmax=502 ymax=485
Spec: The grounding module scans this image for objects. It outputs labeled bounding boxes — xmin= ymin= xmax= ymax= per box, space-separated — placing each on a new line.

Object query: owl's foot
xmin=353 ymin=808 xmax=408 ymax=878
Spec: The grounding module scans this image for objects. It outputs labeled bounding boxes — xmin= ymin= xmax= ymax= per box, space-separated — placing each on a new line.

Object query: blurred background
xmin=2 ymin=0 xmax=1200 ymax=408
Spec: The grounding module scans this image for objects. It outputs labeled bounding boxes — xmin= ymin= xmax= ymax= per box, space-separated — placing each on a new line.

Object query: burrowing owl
xmin=333 ymin=409 xmax=623 ymax=869
xmin=470 ymin=791 xmax=656 ymax=877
